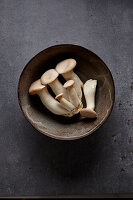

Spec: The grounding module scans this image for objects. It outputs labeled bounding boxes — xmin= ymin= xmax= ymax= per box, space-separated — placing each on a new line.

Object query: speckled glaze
xmin=18 ymin=44 xmax=115 ymax=140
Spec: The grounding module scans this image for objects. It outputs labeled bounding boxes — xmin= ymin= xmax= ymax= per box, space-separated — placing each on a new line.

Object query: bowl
xmin=18 ymin=44 xmax=115 ymax=140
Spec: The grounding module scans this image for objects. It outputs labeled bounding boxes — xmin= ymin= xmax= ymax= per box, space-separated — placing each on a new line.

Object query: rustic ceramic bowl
xmin=18 ymin=44 xmax=115 ymax=140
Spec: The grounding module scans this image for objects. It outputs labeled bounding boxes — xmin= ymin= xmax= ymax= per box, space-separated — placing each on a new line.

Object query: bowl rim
xmin=18 ymin=44 xmax=115 ymax=140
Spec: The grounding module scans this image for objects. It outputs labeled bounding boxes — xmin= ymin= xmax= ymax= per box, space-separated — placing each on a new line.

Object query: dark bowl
xmin=18 ymin=44 xmax=115 ymax=140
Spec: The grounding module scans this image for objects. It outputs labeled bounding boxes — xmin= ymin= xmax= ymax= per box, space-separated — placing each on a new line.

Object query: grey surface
xmin=0 ymin=0 xmax=133 ymax=197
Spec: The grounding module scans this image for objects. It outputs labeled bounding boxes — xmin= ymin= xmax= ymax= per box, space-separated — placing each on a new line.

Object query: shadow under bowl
xmin=18 ymin=44 xmax=115 ymax=140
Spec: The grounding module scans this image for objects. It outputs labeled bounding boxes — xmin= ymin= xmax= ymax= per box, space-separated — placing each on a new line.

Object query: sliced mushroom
xmin=55 ymin=59 xmax=83 ymax=100
xmin=29 ymin=79 xmax=72 ymax=117
xmin=55 ymin=93 xmax=79 ymax=115
xmin=80 ymin=79 xmax=97 ymax=118
xmin=40 ymin=69 xmax=69 ymax=100
xmin=63 ymin=80 xmax=83 ymax=110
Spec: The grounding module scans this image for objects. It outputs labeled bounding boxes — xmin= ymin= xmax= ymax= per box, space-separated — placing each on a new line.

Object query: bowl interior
xmin=18 ymin=45 xmax=115 ymax=140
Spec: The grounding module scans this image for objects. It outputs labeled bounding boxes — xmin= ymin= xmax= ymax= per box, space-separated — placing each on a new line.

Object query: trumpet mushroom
xmin=80 ymin=79 xmax=97 ymax=118
xmin=63 ymin=80 xmax=83 ymax=110
xmin=55 ymin=93 xmax=79 ymax=115
xmin=40 ymin=69 xmax=68 ymax=100
xmin=29 ymin=79 xmax=72 ymax=117
xmin=55 ymin=59 xmax=83 ymax=100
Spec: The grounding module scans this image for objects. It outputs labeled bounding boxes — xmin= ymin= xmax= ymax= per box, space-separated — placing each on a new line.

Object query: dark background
xmin=0 ymin=0 xmax=133 ymax=197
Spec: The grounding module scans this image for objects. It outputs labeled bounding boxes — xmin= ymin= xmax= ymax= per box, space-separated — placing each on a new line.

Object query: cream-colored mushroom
xmin=55 ymin=93 xmax=79 ymax=115
xmin=40 ymin=69 xmax=69 ymax=100
xmin=80 ymin=79 xmax=97 ymax=118
xmin=29 ymin=79 xmax=72 ymax=117
xmin=63 ymin=80 xmax=83 ymax=110
xmin=55 ymin=59 xmax=83 ymax=100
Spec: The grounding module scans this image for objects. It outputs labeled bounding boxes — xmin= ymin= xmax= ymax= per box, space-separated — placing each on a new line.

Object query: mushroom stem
xmin=55 ymin=93 xmax=77 ymax=113
xmin=63 ymin=70 xmax=83 ymax=86
xmin=38 ymin=87 xmax=72 ymax=116
xmin=64 ymin=80 xmax=83 ymax=110
xmin=55 ymin=59 xmax=83 ymax=100
xmin=80 ymin=79 xmax=97 ymax=118
xmin=63 ymin=70 xmax=83 ymax=100
xmin=84 ymin=79 xmax=97 ymax=109
xmin=49 ymin=78 xmax=68 ymax=100
xmin=40 ymin=69 xmax=69 ymax=100
xmin=68 ymin=87 xmax=81 ymax=108
xmin=29 ymin=80 xmax=72 ymax=117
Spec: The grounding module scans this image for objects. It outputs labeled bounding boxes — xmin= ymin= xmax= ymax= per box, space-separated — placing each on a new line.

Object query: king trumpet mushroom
xmin=29 ymin=79 xmax=72 ymax=117
xmin=55 ymin=93 xmax=79 ymax=115
xmin=80 ymin=79 xmax=97 ymax=118
xmin=40 ymin=69 xmax=69 ymax=100
xmin=63 ymin=80 xmax=83 ymax=110
xmin=55 ymin=59 xmax=83 ymax=100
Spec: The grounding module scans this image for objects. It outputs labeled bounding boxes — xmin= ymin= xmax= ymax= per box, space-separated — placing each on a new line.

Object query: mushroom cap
xmin=41 ymin=69 xmax=58 ymax=85
xmin=80 ymin=108 xmax=97 ymax=118
xmin=55 ymin=93 xmax=63 ymax=101
xmin=63 ymin=80 xmax=74 ymax=89
xmin=55 ymin=59 xmax=76 ymax=74
xmin=29 ymin=79 xmax=45 ymax=95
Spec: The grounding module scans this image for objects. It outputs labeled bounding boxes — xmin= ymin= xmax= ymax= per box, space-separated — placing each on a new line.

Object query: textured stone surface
xmin=0 ymin=0 xmax=133 ymax=196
